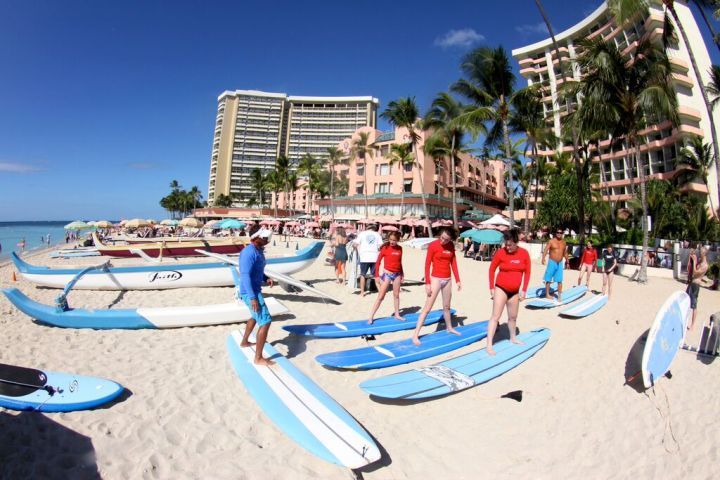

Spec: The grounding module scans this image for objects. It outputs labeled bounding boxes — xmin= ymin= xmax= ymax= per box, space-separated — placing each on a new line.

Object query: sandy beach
xmin=1 ymin=238 xmax=719 ymax=479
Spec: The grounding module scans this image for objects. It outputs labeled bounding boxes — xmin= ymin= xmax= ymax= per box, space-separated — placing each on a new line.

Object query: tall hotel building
xmin=208 ymin=90 xmax=378 ymax=206
xmin=512 ymin=0 xmax=718 ymax=209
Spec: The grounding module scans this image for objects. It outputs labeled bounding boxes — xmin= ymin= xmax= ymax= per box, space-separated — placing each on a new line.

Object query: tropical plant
xmin=677 ymin=135 xmax=718 ymax=219
xmin=381 ymin=97 xmax=434 ymax=236
xmin=264 ymin=170 xmax=283 ymax=218
xmin=452 ymin=46 xmax=517 ymax=222
xmin=706 ymin=64 xmax=720 ymax=110
xmin=351 ymin=132 xmax=373 ymax=218
xmin=213 ymin=193 xmax=233 ymax=208
xmin=247 ymin=168 xmax=265 ymax=207
xmin=569 ymin=34 xmax=678 ymax=283
xmin=387 ymin=143 xmax=414 ymax=219
xmin=512 ymin=158 xmax=535 ymax=236
xmin=297 ymin=153 xmax=319 ymax=214
xmin=326 ymin=146 xmax=346 ymax=221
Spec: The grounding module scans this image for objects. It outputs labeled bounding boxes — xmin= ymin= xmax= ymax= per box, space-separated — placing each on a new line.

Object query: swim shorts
xmin=686 ymin=282 xmax=700 ymax=310
xmin=359 ymin=262 xmax=376 ymax=277
xmin=543 ymin=259 xmax=564 ymax=283
xmin=241 ymin=292 xmax=272 ymax=327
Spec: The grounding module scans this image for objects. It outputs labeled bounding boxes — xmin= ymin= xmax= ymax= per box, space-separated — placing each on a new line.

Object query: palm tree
xmin=297 ymin=153 xmax=318 ymax=214
xmin=326 ymin=146 xmax=346 ymax=221
xmin=452 ymin=46 xmax=517 ymax=223
xmin=573 ymin=35 xmax=678 ymax=283
xmin=512 ymin=159 xmax=535 ymax=237
xmin=387 ymin=143 xmax=414 ymax=218
xmin=188 ymin=186 xmax=202 ymax=211
xmin=706 ymin=64 xmax=720 ymax=110
xmin=287 ymin=170 xmax=299 ymax=213
xmin=690 ymin=0 xmax=720 ymax=54
xmin=609 ymin=0 xmax=720 ymax=221
xmin=352 ymin=131 xmax=373 ymax=219
xmin=423 ymin=92 xmax=476 ymax=229
xmin=381 ymin=98 xmax=434 ymax=236
xmin=249 ymin=168 xmax=265 ymax=207
xmin=275 ymin=155 xmax=291 ymax=214
xmin=264 ymin=170 xmax=282 ymax=218
xmin=677 ymin=135 xmax=718 ymax=218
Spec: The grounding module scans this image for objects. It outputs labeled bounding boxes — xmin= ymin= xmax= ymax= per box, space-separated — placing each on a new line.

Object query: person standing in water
xmin=542 ymin=228 xmax=568 ymax=302
xmin=411 ymin=227 xmax=461 ymax=346
xmin=368 ymin=231 xmax=404 ymax=324
xmin=486 ymin=229 xmax=531 ymax=356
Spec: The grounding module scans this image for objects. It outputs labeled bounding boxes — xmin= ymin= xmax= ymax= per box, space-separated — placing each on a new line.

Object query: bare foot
xmin=240 ymin=341 xmax=256 ymax=348
xmin=360 ymin=292 xmax=367 ymax=297
xmin=394 ymin=315 xmax=406 ymax=321
xmin=486 ymin=346 xmax=496 ymax=356
xmin=412 ymin=336 xmax=421 ymax=346
xmin=511 ymin=338 xmax=526 ymax=346
xmin=254 ymin=357 xmax=276 ymax=367
xmin=544 ymin=295 xmax=554 ymax=300
xmin=447 ymin=328 xmax=461 ymax=336
xmin=367 ymin=318 xmax=374 ymax=325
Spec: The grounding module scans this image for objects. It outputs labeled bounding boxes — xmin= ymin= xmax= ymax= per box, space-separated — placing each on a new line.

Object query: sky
xmin=1 ymin=0 xmax=719 ymax=221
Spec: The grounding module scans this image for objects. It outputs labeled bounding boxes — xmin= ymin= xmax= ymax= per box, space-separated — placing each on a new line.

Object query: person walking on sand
xmin=368 ymin=231 xmax=404 ymax=324
xmin=352 ymin=224 xmax=382 ymax=296
xmin=542 ymin=228 xmax=568 ymax=302
xmin=602 ymin=245 xmax=618 ymax=299
xmin=686 ymin=245 xmax=709 ymax=331
xmin=486 ymin=229 xmax=531 ymax=356
xmin=333 ymin=227 xmax=349 ymax=284
xmin=577 ymin=240 xmax=597 ymax=288
xmin=411 ymin=227 xmax=462 ymax=346
xmin=238 ymin=229 xmax=276 ymax=366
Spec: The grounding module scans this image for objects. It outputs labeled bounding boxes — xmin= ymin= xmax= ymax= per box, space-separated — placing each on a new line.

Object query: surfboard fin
xmin=501 ymin=390 xmax=523 ymax=402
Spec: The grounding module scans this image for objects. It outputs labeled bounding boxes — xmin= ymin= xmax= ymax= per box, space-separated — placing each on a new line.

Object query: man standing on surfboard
xmin=239 ymin=228 xmax=275 ymax=366
xmin=542 ymin=229 xmax=568 ymax=302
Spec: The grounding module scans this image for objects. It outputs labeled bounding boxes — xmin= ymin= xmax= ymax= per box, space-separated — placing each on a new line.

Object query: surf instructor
xmin=542 ymin=228 xmax=569 ymax=302
xmin=239 ymin=228 xmax=275 ymax=366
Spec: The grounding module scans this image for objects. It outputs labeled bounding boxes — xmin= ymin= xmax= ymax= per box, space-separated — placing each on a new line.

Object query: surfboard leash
xmin=645 ymin=385 xmax=680 ymax=454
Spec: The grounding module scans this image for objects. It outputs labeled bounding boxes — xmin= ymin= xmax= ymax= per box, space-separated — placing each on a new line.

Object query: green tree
xmin=381 ymin=98 xmax=434 ymax=236
xmin=677 ymin=135 xmax=718 ymax=219
xmin=352 ymin=131 xmax=373 ymax=219
xmin=264 ymin=170 xmax=282 ymax=218
xmin=213 ymin=193 xmax=233 ymax=207
xmin=387 ymin=143 xmax=414 ymax=219
xmin=326 ymin=146 xmax=346 ymax=221
xmin=536 ymin=171 xmax=587 ymax=231
xmin=297 ymin=154 xmax=319 ymax=214
xmin=249 ymin=168 xmax=265 ymax=207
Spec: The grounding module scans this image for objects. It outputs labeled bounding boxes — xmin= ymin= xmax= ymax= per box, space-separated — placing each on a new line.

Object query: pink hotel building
xmin=511 ymin=0 xmax=718 ymax=212
xmin=275 ymin=125 xmax=508 ymax=219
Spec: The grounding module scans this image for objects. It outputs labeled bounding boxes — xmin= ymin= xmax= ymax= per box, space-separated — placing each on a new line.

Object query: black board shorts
xmin=686 ymin=282 xmax=700 ymax=309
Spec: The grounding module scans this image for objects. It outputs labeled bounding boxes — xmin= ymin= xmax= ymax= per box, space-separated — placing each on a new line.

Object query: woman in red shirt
xmin=368 ymin=231 xmax=404 ymax=324
xmin=487 ymin=229 xmax=531 ymax=356
xmin=576 ymin=240 xmax=597 ymax=288
xmin=411 ymin=227 xmax=462 ymax=346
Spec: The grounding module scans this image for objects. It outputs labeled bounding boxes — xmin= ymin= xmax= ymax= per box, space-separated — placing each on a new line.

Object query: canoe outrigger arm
xmin=54 ymin=261 xmax=112 ymax=312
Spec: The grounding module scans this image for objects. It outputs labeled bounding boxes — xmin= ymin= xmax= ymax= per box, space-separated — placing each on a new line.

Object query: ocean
xmin=0 ymin=221 xmax=94 ymax=261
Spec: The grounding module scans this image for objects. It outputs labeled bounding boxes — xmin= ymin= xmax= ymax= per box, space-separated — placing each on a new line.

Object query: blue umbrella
xmin=219 ymin=219 xmax=246 ymax=229
xmin=464 ymin=229 xmax=504 ymax=244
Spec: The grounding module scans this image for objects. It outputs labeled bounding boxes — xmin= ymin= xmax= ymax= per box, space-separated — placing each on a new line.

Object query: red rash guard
xmin=424 ymin=240 xmax=460 ymax=284
xmin=581 ymin=247 xmax=597 ymax=265
xmin=489 ymin=247 xmax=531 ymax=294
xmin=375 ymin=244 xmax=403 ymax=275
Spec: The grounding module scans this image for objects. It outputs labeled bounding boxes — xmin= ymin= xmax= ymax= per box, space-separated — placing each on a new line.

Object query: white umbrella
xmin=480 ymin=214 xmax=512 ymax=227
xmin=179 ymin=217 xmax=204 ymax=228
xmin=125 ymin=218 xmax=150 ymax=228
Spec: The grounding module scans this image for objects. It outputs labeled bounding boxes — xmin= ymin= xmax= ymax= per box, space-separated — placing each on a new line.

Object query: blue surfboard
xmin=282 ymin=309 xmax=455 ymax=338
xmin=360 ymin=328 xmax=551 ymax=400
xmin=315 ymin=321 xmax=489 ymax=370
xmin=559 ymin=294 xmax=608 ymax=318
xmin=226 ymin=329 xmax=380 ymax=468
xmin=525 ymin=285 xmax=587 ymax=308
xmin=525 ymin=283 xmax=557 ymax=299
xmin=0 ymin=363 xmax=124 ymax=412
xmin=641 ymin=291 xmax=691 ymax=388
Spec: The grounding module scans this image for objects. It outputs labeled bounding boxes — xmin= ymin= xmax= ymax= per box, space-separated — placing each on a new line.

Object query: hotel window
xmin=356 ymin=165 xmax=364 ymax=176
xmin=404 ymin=180 xmax=413 ymax=193
xmin=356 ymin=183 xmax=364 ymax=195
xmin=404 ymin=163 xmax=413 ymax=172
xmin=375 ymin=183 xmax=391 ymax=194
xmin=375 ymin=164 xmax=391 ymax=176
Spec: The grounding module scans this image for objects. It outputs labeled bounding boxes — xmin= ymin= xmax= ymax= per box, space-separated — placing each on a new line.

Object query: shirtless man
xmin=686 ymin=245 xmax=709 ymax=331
xmin=542 ymin=228 xmax=569 ymax=302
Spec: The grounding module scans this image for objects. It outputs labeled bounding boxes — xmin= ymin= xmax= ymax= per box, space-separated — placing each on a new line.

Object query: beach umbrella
xmin=219 ymin=219 xmax=246 ymax=229
xmin=431 ymin=221 xmax=446 ymax=228
xmin=147 ymin=219 xmax=157 ymax=224
xmin=179 ymin=217 xmax=204 ymax=228
xmin=64 ymin=220 xmax=90 ymax=230
xmin=465 ymin=229 xmax=504 ymax=244
xmin=94 ymin=220 xmax=113 ymax=228
xmin=125 ymin=218 xmax=150 ymax=228
xmin=480 ymin=214 xmax=513 ymax=227
xmin=160 ymin=219 xmax=179 ymax=226
xmin=357 ymin=218 xmax=376 ymax=224
xmin=285 ymin=221 xmax=300 ymax=226
xmin=381 ymin=225 xmax=399 ymax=232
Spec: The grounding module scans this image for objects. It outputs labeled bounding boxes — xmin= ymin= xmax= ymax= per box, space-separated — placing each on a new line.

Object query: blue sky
xmin=1 ymin=0 xmax=718 ymax=220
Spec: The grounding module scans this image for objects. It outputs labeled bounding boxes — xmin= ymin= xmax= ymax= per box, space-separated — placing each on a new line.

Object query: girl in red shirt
xmin=576 ymin=240 xmax=597 ymax=288
xmin=411 ymin=227 xmax=462 ymax=346
xmin=487 ymin=229 xmax=531 ymax=356
xmin=368 ymin=231 xmax=404 ymax=324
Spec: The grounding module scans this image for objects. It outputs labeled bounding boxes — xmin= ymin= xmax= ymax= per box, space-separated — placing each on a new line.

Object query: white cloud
xmin=434 ymin=28 xmax=484 ymax=49
xmin=0 ymin=162 xmax=43 ymax=173
xmin=515 ymin=22 xmax=549 ymax=36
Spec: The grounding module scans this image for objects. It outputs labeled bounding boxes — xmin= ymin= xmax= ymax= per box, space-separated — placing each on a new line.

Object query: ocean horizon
xmin=0 ymin=221 xmax=106 ymax=260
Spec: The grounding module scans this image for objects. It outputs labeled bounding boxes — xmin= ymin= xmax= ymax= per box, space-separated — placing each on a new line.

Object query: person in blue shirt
xmin=239 ymin=228 xmax=275 ymax=366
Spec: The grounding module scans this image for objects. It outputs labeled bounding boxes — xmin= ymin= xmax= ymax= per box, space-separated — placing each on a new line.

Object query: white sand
xmin=1 ymin=239 xmax=719 ymax=479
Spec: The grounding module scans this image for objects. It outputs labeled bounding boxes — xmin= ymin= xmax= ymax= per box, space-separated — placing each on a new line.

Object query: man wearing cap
xmin=239 ymin=228 xmax=275 ymax=366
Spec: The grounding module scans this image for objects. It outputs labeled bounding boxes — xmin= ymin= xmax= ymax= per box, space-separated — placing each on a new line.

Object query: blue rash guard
xmin=239 ymin=243 xmax=267 ymax=299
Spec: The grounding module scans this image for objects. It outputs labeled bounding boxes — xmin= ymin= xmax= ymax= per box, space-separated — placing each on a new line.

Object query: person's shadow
xmin=0 ymin=411 xmax=100 ymax=479
xmin=624 ymin=329 xmax=650 ymax=393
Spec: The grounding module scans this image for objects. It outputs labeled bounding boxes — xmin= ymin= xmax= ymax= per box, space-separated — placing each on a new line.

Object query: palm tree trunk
xmin=413 ymin=141 xmax=434 ymax=237
xmin=502 ymin=116 xmax=514 ymax=223
xmin=450 ymin=135 xmax=458 ymax=229
xmin=533 ymin=146 xmax=541 ymax=224
xmin=635 ymin=142 xmax=649 ymax=283
xmin=667 ymin=3 xmax=720 ymax=222
xmin=363 ymin=158 xmax=369 ymax=219
xmin=692 ymin=0 xmax=720 ymax=54
xmin=330 ymin=165 xmax=335 ymax=222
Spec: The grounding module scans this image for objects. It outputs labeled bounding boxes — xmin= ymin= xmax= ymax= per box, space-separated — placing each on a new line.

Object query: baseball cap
xmin=250 ymin=228 xmax=273 ymax=241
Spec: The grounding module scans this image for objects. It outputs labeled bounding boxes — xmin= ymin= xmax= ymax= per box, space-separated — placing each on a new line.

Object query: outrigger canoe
xmin=11 ymin=241 xmax=325 ymax=290
xmin=92 ymin=233 xmax=247 ymax=258
xmin=1 ymin=287 xmax=290 ymax=329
